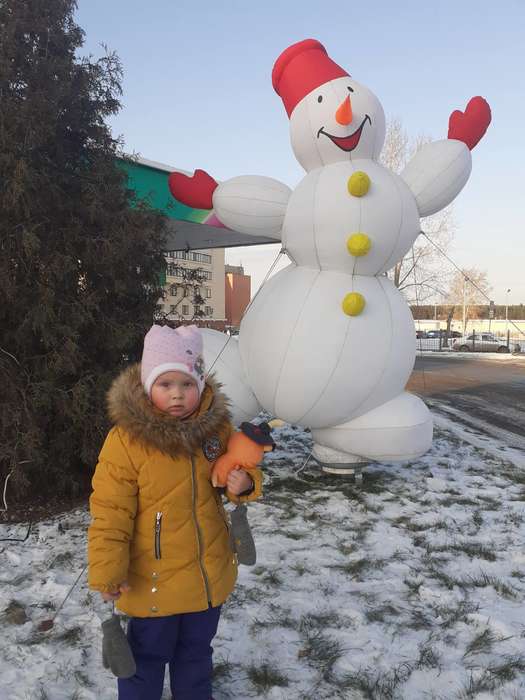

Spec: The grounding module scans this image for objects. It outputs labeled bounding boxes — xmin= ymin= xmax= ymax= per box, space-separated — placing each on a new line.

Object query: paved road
xmin=407 ymin=354 xmax=525 ymax=451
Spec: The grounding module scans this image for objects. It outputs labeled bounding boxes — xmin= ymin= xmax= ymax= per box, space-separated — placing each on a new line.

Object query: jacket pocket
xmin=154 ymin=511 xmax=163 ymax=559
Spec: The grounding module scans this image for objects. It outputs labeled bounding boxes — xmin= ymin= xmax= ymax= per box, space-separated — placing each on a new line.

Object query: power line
xmin=420 ymin=230 xmax=525 ymax=339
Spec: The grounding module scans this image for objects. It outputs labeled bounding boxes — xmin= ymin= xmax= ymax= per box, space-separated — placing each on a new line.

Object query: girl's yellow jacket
xmin=87 ymin=364 xmax=262 ymax=618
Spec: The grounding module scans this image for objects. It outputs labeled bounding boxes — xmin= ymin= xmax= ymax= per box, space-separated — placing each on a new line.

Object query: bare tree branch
xmin=380 ymin=118 xmax=456 ymax=305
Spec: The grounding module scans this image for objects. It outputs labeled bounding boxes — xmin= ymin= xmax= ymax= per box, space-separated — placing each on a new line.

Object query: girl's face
xmin=150 ymin=371 xmax=200 ymax=418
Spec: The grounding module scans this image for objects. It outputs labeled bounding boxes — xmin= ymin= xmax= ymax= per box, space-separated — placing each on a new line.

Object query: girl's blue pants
xmin=117 ymin=605 xmax=221 ymax=700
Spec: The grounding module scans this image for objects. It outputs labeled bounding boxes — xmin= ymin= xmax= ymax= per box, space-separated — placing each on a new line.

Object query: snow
xmin=1 ymin=417 xmax=525 ymax=699
xmin=417 ymin=350 xmax=525 ymax=362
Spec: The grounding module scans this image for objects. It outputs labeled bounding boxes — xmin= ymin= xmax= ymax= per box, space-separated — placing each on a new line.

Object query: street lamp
xmin=505 ymin=288 xmax=511 ymax=336
xmin=462 ymin=277 xmax=467 ymax=335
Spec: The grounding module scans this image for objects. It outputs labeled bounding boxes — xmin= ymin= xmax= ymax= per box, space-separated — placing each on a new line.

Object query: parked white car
xmin=452 ymin=333 xmax=521 ymax=353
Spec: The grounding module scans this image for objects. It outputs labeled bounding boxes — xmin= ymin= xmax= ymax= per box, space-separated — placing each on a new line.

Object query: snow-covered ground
xmin=417 ymin=349 xmax=525 ymax=362
xmin=1 ymin=416 xmax=525 ymax=700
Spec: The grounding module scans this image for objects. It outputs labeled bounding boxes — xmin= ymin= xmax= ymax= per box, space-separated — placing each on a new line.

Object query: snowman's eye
xmin=317 ymin=95 xmax=323 ymax=103
xmin=347 ymin=86 xmax=354 ymax=93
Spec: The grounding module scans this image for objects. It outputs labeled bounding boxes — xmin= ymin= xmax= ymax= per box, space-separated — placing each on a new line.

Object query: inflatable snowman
xmin=170 ymin=39 xmax=491 ymax=469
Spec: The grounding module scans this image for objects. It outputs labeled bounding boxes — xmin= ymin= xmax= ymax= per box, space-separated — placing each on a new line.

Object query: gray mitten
xmin=229 ymin=503 xmax=256 ymax=566
xmin=101 ymin=614 xmax=136 ymax=679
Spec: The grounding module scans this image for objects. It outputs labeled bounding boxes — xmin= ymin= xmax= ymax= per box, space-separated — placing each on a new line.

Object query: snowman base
xmin=312 ymin=443 xmax=368 ymax=479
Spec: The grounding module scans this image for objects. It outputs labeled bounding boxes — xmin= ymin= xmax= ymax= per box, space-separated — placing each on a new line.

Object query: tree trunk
xmin=443 ymin=306 xmax=455 ymax=347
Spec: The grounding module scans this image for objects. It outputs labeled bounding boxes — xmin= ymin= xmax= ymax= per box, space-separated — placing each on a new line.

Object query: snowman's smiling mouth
xmin=317 ymin=115 xmax=371 ymax=152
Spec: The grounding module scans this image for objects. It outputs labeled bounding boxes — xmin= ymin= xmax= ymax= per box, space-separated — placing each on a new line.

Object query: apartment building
xmin=161 ymin=248 xmax=226 ymax=327
xmin=116 ymin=154 xmax=272 ymax=330
xmin=225 ymin=264 xmax=251 ymax=330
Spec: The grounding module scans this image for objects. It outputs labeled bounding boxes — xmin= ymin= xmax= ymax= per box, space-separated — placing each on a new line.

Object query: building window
xmin=167 ymin=251 xmax=212 ymax=264
xmin=182 ymin=304 xmax=189 ymax=315
xmin=205 ymin=288 xmax=212 ymax=298
xmin=204 ymin=306 xmax=213 ymax=316
xmin=170 ymin=287 xmax=177 ymax=297
xmin=167 ymin=264 xmax=212 ymax=281
xmin=183 ymin=287 xmax=190 ymax=297
xmin=192 ymin=252 xmax=212 ymax=264
xmin=169 ymin=305 xmax=176 ymax=314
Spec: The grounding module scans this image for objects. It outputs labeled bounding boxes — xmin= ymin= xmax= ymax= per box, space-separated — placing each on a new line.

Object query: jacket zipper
xmin=154 ymin=511 xmax=162 ymax=559
xmin=191 ymin=456 xmax=211 ymax=602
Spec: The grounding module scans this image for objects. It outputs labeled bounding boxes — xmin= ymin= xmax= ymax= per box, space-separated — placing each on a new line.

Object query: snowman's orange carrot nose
xmin=335 ymin=95 xmax=353 ymax=125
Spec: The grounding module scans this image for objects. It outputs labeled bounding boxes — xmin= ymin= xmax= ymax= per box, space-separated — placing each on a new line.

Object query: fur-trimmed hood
xmin=107 ymin=363 xmax=231 ymax=457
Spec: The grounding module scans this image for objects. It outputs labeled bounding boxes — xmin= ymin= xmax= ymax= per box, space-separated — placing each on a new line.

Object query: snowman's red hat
xmin=272 ymin=39 xmax=349 ymax=118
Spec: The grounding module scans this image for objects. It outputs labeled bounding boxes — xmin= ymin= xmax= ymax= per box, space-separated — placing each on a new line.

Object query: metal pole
xmin=462 ymin=277 xmax=467 ymax=335
xmin=505 ymin=288 xmax=511 ymax=337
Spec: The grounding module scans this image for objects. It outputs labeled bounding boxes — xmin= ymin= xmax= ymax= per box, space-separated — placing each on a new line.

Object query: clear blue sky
xmin=76 ymin=0 xmax=525 ymax=304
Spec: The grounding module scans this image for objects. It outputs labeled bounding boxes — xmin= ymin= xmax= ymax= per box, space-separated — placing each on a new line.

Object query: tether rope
xmin=206 ymin=247 xmax=286 ymax=377
xmin=420 ymin=230 xmax=525 ymax=339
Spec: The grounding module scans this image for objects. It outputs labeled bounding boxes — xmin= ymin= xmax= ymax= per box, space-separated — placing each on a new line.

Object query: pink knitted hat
xmin=140 ymin=325 xmax=206 ymax=397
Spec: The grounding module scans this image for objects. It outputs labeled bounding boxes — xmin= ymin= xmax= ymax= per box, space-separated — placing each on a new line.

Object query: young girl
xmin=87 ymin=324 xmax=261 ymax=700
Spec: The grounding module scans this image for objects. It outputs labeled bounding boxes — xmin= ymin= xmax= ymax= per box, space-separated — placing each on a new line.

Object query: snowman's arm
xmin=212 ymin=175 xmax=291 ymax=241
xmin=400 ymin=139 xmax=472 ymax=217
xmin=168 ymin=170 xmax=291 ymax=241
xmin=401 ymin=96 xmax=491 ymax=217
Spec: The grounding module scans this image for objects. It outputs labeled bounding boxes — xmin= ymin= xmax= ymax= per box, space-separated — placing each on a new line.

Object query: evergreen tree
xmin=0 ymin=0 xmax=167 ymax=502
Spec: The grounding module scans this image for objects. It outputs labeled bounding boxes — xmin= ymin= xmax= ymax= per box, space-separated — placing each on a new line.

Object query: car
xmin=424 ymin=329 xmax=462 ymax=339
xmin=452 ymin=333 xmax=521 ymax=353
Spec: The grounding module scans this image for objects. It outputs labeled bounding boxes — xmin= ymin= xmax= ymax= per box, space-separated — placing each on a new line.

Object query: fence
xmin=416 ymin=330 xmax=523 ymax=354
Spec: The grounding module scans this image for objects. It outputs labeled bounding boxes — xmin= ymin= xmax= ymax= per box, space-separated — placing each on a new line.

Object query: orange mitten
xmin=211 ymin=422 xmax=275 ymax=488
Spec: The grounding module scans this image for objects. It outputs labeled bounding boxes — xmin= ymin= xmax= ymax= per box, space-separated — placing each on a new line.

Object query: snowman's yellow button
xmin=347 ymin=233 xmax=371 ymax=257
xmin=342 ymin=292 xmax=366 ymax=316
xmin=347 ymin=171 xmax=371 ymax=197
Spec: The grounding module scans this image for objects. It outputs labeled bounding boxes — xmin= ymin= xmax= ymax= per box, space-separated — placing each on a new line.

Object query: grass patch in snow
xmin=49 ymin=551 xmax=74 ymax=568
xmin=74 ymin=668 xmax=96 ymax=688
xmin=54 ymin=625 xmax=83 ymax=645
xmin=298 ymin=626 xmax=345 ymax=678
xmin=476 ymin=494 xmax=502 ymax=509
xmin=290 ymin=561 xmax=311 ymax=576
xmin=252 ymin=566 xmax=282 ymax=587
xmin=329 ymin=556 xmax=387 ymax=580
xmin=458 ymin=656 xmax=525 ymax=698
xmin=438 ymin=495 xmax=481 ymax=508
xmin=337 ymin=660 xmax=415 ymax=699
xmin=364 ymin=602 xmax=400 ymax=624
xmin=500 ymin=468 xmax=525 ymax=486
xmin=464 ymin=571 xmax=518 ymax=599
xmin=300 ymin=610 xmax=343 ymax=630
xmin=472 ymin=509 xmax=484 ymax=529
xmin=213 ymin=656 xmax=234 ymax=683
xmin=432 ymin=598 xmax=480 ymax=629
xmin=403 ymin=576 xmax=425 ymax=597
xmin=282 ymin=530 xmax=307 ymax=540
xmin=502 ymin=510 xmax=525 ymax=527
xmin=463 ymin=626 xmax=499 ymax=657
xmin=246 ymin=661 xmax=289 ymax=692
xmin=250 ymin=605 xmax=297 ymax=635
xmin=425 ymin=540 xmax=497 ymax=562
xmin=390 ymin=515 xmax=450 ymax=532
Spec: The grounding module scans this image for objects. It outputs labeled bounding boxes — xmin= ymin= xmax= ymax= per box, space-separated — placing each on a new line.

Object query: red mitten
xmin=448 ymin=96 xmax=492 ymax=151
xmin=168 ymin=169 xmax=218 ymax=209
